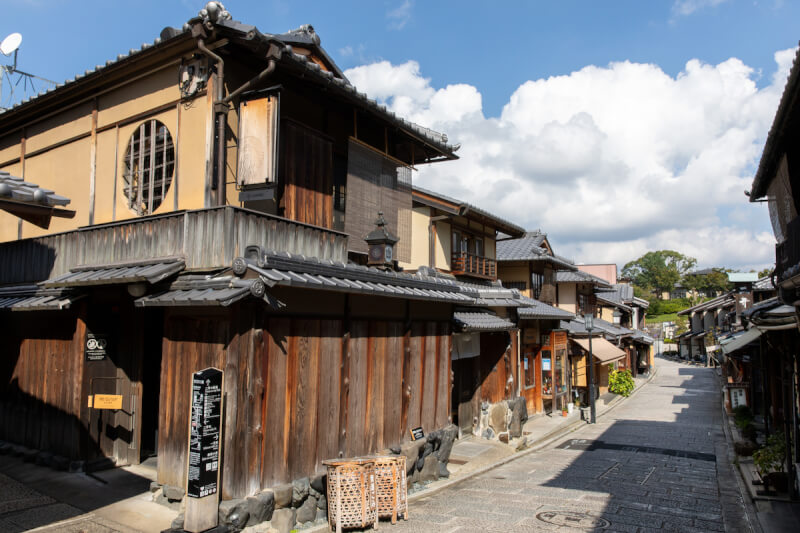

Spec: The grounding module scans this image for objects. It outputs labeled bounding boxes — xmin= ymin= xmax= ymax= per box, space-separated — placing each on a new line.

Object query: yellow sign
xmin=92 ymin=394 xmax=123 ymax=410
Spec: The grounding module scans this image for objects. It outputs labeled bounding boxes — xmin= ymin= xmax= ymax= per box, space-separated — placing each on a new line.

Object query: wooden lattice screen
xmin=344 ymin=140 xmax=411 ymax=262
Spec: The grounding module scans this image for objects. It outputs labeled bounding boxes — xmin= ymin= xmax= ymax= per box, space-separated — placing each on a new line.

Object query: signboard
xmin=187 ymin=368 xmax=223 ymax=499
xmin=239 ymin=187 xmax=275 ymax=202
xmin=85 ymin=333 xmax=110 ymax=361
xmin=730 ymin=387 xmax=747 ymax=409
xmin=523 ymin=328 xmax=538 ymax=345
xmin=542 ymin=358 xmax=552 ymax=371
xmin=90 ymin=394 xmax=123 ymax=410
xmin=410 ymin=427 xmax=424 ymax=441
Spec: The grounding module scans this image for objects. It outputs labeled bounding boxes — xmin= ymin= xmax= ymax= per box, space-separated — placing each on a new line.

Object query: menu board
xmin=187 ymin=368 xmax=223 ymax=499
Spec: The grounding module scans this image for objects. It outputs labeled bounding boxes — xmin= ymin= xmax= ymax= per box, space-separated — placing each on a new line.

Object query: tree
xmin=622 ymin=251 xmax=697 ymax=298
xmin=682 ymin=268 xmax=731 ymax=304
xmin=758 ymin=267 xmax=772 ymax=279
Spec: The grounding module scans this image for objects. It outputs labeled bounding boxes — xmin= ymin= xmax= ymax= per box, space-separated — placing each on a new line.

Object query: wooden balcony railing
xmin=451 ymin=252 xmax=496 ymax=280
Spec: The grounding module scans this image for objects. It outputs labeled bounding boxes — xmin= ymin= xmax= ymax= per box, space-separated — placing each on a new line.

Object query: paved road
xmin=391 ymin=358 xmax=753 ymax=532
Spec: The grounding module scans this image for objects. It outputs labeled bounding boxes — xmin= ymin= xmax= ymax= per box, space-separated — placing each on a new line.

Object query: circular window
xmin=123 ymin=120 xmax=175 ymax=215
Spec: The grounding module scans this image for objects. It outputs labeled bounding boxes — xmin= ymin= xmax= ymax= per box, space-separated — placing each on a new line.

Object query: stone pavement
xmin=380 ymin=357 xmax=754 ymax=533
xmin=0 ymin=456 xmax=175 ymax=532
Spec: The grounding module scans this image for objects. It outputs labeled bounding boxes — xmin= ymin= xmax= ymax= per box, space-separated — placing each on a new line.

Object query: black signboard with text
xmin=187 ymin=368 xmax=223 ymax=499
xmin=410 ymin=427 xmax=424 ymax=441
xmin=84 ymin=333 xmax=110 ymax=361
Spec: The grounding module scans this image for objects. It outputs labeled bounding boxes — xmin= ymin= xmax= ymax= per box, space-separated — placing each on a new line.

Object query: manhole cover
xmin=536 ymin=511 xmax=610 ymax=529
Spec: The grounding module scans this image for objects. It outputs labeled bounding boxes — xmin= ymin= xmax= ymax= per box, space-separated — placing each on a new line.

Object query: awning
xmin=43 ymin=257 xmax=185 ymax=288
xmin=453 ymin=310 xmax=515 ymax=332
xmin=570 ymin=337 xmax=626 ymax=365
xmin=720 ymin=328 xmax=763 ymax=355
xmin=135 ymin=278 xmax=283 ymax=309
xmin=0 ymin=285 xmax=80 ymax=311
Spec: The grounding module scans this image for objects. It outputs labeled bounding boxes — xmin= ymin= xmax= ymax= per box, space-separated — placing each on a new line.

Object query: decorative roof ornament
xmin=198 ymin=2 xmax=232 ymax=27
xmin=365 ymin=212 xmax=399 ymax=246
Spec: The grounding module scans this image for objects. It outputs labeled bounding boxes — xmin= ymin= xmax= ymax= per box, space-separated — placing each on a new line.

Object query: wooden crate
xmin=324 ymin=459 xmax=378 ymax=532
xmin=374 ymin=456 xmax=408 ymax=523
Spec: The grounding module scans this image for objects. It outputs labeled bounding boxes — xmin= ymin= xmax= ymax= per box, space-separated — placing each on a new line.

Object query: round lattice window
xmin=123 ymin=120 xmax=175 ymax=215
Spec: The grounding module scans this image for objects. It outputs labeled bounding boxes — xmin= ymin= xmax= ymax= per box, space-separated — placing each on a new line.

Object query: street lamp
xmin=584 ymin=313 xmax=597 ymax=424
xmin=612 ymin=308 xmax=622 ymax=326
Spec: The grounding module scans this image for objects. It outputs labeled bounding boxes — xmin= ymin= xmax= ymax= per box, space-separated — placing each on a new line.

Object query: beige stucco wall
xmin=0 ymin=63 xmax=209 ymax=243
xmin=399 ymin=206 xmax=432 ymax=271
xmin=558 ymin=283 xmax=576 ymax=313
xmin=434 ymin=220 xmax=451 ymax=270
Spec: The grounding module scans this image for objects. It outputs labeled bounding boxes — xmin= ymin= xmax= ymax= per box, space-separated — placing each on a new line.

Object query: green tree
xmin=622 ymin=251 xmax=697 ymax=298
xmin=682 ymin=268 xmax=731 ymax=304
xmin=758 ymin=267 xmax=772 ymax=279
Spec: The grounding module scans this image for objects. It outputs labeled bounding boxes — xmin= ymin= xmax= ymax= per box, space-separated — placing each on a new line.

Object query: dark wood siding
xmin=156 ymin=305 xmax=451 ymax=499
xmin=281 ymin=120 xmax=334 ymax=229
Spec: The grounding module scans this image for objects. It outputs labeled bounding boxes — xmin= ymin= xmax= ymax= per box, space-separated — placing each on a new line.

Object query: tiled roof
xmin=676 ymin=292 xmax=734 ymax=316
xmin=246 ymin=251 xmax=474 ymax=304
xmin=517 ymin=297 xmax=575 ymax=320
xmin=0 ymin=10 xmax=458 ymax=160
xmin=453 ymin=310 xmax=516 ymax=332
xmin=412 ymin=186 xmax=524 ymax=236
xmin=0 ymin=285 xmax=78 ymax=311
xmin=135 ymin=276 xmax=280 ymax=308
xmin=555 ymin=270 xmax=612 ymax=288
xmin=753 ymin=275 xmax=775 ymax=291
xmin=496 ymin=234 xmax=577 ymax=271
xmin=0 ymin=172 xmax=71 ymax=207
xmin=42 ymin=257 xmax=185 ymax=288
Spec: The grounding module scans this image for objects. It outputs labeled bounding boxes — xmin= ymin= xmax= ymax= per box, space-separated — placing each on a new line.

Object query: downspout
xmin=196 ymin=35 xmax=227 ymax=206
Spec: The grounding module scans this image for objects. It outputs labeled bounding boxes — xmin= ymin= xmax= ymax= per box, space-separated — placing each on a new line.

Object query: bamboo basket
xmin=374 ymin=455 xmax=408 ymax=523
xmin=323 ymin=459 xmax=378 ymax=533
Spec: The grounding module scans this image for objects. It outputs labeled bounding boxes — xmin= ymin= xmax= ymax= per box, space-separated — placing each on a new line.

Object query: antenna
xmin=1 ymin=32 xmax=57 ymax=111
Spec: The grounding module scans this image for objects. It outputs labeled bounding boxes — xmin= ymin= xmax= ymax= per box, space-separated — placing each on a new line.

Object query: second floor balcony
xmin=451 ymin=252 xmax=496 ymax=280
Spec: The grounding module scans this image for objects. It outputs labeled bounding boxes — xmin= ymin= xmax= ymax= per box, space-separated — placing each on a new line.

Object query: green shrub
xmin=733 ymin=405 xmax=754 ymax=429
xmin=609 ymin=369 xmax=635 ymax=397
xmin=753 ymin=433 xmax=786 ymax=475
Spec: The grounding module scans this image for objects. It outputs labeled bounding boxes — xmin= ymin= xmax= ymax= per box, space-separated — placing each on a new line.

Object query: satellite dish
xmin=0 ymin=33 xmax=22 ymax=56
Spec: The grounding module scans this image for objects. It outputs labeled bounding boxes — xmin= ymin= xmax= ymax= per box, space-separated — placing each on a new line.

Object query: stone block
xmin=295 ymin=494 xmax=317 ymax=524
xmin=163 ymin=485 xmax=185 ymax=502
xmin=489 ymin=402 xmax=508 ymax=434
xmin=149 ymin=481 xmax=161 ymax=493
xmin=35 ymin=451 xmax=53 ymax=466
xmin=482 ymin=427 xmax=495 ymax=440
xmin=219 ymin=498 xmax=250 ymax=530
xmin=68 ymin=460 xmax=85 ymax=473
xmin=508 ymin=397 xmax=528 ymax=438
xmin=437 ymin=461 xmax=451 ymax=479
xmin=310 ymin=473 xmax=325 ymax=494
xmin=435 ymin=424 xmax=458 ymax=464
xmin=246 ymin=489 xmax=275 ymax=525
xmin=291 ymin=477 xmax=309 ymax=507
xmin=419 ymin=454 xmax=440 ymax=482
xmin=271 ymin=508 xmax=296 ymax=533
xmin=171 ymin=512 xmax=184 ymax=530
xmin=399 ymin=439 xmax=425 ymax=475
xmin=273 ymin=484 xmax=292 ymax=509
xmin=316 ymin=494 xmax=327 ymax=510
xmin=498 ymin=432 xmax=509 ymax=444
xmin=316 ymin=507 xmax=327 ymax=522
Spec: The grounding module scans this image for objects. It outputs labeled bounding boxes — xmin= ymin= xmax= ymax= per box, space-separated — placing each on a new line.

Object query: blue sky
xmin=3 ymin=0 xmax=798 ymax=270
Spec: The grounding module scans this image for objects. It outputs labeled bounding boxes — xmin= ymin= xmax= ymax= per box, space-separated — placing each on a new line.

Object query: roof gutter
xmin=195 ymin=31 xmax=227 ymax=207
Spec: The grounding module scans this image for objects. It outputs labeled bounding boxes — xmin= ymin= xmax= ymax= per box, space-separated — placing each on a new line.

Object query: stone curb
xmin=717 ymin=375 xmax=764 ymax=533
xmin=302 ymin=365 xmax=659 ymax=532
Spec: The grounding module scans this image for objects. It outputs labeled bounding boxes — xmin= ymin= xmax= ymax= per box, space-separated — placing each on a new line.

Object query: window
xmin=504 ymin=281 xmax=527 ymax=291
xmin=123 ymin=120 xmax=175 ymax=215
xmin=523 ymin=351 xmax=536 ymax=389
xmin=531 ymin=273 xmax=543 ymax=299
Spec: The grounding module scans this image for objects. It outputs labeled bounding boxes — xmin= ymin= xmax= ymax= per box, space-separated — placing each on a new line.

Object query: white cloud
xmin=344 ymin=48 xmax=793 ymax=271
xmin=672 ymin=0 xmax=730 ymax=17
xmin=387 ymin=0 xmax=413 ymax=30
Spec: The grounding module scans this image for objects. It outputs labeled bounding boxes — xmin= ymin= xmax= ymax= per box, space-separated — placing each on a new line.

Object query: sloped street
xmin=389 ymin=358 xmax=753 ymax=532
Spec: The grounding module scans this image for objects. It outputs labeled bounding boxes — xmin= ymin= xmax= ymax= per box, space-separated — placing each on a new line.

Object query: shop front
xmin=569 ymin=336 xmax=626 ymax=403
xmin=520 ymin=329 xmax=570 ymax=416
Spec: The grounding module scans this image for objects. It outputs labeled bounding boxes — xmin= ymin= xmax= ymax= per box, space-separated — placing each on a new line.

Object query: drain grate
xmin=536 ymin=510 xmax=610 ymax=529
xmin=556 ymin=439 xmax=716 ymax=462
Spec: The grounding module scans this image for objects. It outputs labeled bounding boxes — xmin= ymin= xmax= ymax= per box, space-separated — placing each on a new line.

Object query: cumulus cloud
xmin=344 ymin=49 xmax=793 ymax=270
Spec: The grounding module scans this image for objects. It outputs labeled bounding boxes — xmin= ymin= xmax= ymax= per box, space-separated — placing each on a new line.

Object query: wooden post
xmin=184 ymin=367 xmax=224 ymax=533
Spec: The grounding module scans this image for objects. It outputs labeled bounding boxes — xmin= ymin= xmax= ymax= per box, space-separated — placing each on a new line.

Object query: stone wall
xmin=477 ymin=397 xmax=528 ymax=443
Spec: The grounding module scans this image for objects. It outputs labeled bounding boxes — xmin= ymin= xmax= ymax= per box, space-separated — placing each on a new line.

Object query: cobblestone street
xmin=389 ymin=358 xmax=753 ymax=533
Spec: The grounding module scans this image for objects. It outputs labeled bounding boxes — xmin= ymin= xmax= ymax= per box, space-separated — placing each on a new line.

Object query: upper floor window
xmin=123 ymin=120 xmax=175 ymax=215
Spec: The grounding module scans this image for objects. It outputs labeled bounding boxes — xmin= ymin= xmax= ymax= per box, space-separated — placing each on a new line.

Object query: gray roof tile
xmin=453 ymin=310 xmax=516 ymax=332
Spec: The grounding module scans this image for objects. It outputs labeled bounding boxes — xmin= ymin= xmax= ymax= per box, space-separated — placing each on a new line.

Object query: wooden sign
xmin=410 ymin=427 xmax=424 ymax=441
xmin=90 ymin=394 xmax=123 ymax=410
xmin=185 ymin=368 xmax=224 ymax=533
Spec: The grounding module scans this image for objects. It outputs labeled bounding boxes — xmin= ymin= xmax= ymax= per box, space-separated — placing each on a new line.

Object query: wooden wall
xmin=0 ymin=309 xmax=86 ymax=459
xmin=157 ymin=305 xmax=451 ymax=500
xmin=479 ymin=331 xmax=518 ymax=404
xmin=281 ymin=120 xmax=334 ymax=229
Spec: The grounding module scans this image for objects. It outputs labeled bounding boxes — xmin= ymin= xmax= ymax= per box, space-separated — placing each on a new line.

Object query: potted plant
xmin=753 ymin=433 xmax=787 ymax=492
xmin=561 ymin=406 xmax=568 ymax=417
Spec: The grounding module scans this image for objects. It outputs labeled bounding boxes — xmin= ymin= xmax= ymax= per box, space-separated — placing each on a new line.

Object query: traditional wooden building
xmin=0 ymin=5 xmax=470 ymax=522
